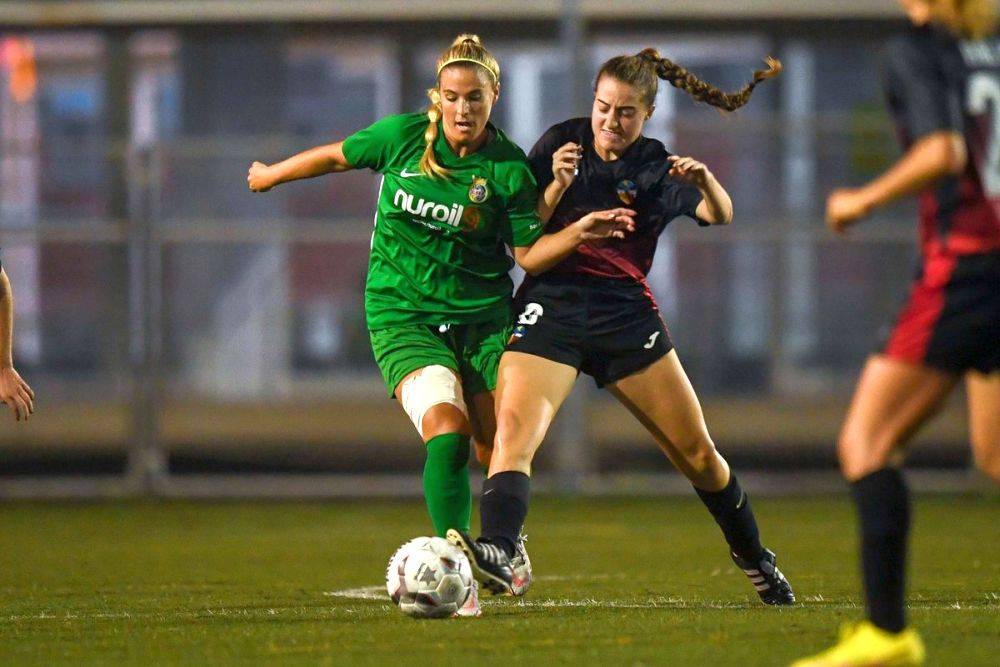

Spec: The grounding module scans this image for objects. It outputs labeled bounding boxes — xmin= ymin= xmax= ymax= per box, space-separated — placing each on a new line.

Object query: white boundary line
xmin=322 ymin=585 xmax=1000 ymax=611
xmin=4 ymin=591 xmax=996 ymax=622
xmin=324 ymin=586 xmax=385 ymax=601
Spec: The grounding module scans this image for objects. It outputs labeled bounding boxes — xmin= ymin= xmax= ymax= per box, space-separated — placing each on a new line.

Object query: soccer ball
xmin=385 ymin=536 xmax=473 ymax=618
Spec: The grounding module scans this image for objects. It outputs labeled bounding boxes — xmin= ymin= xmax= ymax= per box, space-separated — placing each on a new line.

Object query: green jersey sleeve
xmin=505 ymin=164 xmax=544 ymax=247
xmin=341 ymin=113 xmax=420 ymax=172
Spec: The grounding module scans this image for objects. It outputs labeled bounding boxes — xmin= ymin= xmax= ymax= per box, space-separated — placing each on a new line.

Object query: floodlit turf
xmin=1 ymin=495 xmax=998 ymax=665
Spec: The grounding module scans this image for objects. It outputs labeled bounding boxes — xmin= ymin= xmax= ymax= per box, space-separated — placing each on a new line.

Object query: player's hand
xmin=825 ymin=188 xmax=872 ymax=234
xmin=247 ymin=161 xmax=275 ymax=192
xmin=668 ymin=154 xmax=713 ymax=188
xmin=552 ymin=142 xmax=582 ymax=189
xmin=574 ymin=208 xmax=636 ymax=241
xmin=0 ymin=365 xmax=34 ymax=422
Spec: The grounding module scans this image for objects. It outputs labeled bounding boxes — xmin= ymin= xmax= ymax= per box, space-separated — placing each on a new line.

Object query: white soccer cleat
xmin=510 ymin=534 xmax=533 ymax=597
xmin=454 ymin=579 xmax=481 ymax=617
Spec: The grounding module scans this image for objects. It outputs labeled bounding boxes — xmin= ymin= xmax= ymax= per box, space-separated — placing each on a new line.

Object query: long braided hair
xmin=420 ymin=34 xmax=500 ymax=179
xmin=596 ymin=48 xmax=782 ymax=112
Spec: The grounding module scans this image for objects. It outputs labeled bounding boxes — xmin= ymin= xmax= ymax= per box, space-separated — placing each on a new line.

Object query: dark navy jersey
xmin=526 ymin=117 xmax=705 ymax=287
xmin=884 ymin=24 xmax=1000 ymax=256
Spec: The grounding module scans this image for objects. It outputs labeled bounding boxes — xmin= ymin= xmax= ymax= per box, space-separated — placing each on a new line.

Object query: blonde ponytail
xmin=419 ymin=34 xmax=501 ymax=179
xmin=420 ymin=89 xmax=451 ymax=179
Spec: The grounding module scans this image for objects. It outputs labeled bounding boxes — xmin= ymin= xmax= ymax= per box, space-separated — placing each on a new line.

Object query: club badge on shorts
xmin=508 ymin=324 xmax=528 ymax=345
xmin=469 ymin=176 xmax=490 ymax=204
xmin=616 ymin=179 xmax=637 ymax=205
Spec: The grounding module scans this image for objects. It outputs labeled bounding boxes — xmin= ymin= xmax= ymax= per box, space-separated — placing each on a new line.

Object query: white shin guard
xmin=399 ymin=365 xmax=467 ymax=438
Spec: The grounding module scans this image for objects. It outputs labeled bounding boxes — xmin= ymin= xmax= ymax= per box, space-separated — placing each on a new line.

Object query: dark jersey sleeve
xmin=663 ymin=176 xmax=707 ymax=226
xmin=527 ymin=123 xmax=566 ymax=192
xmin=656 ymin=144 xmax=707 ymax=226
xmin=884 ymin=33 xmax=962 ymax=142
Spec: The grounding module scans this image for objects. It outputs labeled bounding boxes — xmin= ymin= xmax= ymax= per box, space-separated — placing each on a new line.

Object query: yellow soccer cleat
xmin=792 ymin=621 xmax=925 ymax=666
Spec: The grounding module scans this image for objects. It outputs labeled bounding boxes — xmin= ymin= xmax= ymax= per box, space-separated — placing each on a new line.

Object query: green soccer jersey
xmin=341 ymin=113 xmax=543 ymax=330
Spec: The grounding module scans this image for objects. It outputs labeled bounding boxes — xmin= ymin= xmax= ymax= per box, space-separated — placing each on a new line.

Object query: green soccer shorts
xmin=369 ymin=316 xmax=511 ymax=398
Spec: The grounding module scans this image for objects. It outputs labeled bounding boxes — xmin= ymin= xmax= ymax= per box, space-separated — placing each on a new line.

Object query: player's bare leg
xmin=467 ymin=391 xmax=497 ymax=469
xmin=797 ymin=356 xmax=954 ymax=664
xmin=606 ymin=350 xmax=728 ymax=490
xmin=607 ymin=349 xmax=793 ymax=605
xmin=967 ymin=370 xmax=1000 ymax=484
xmin=451 ymin=352 xmax=577 ymax=595
xmin=492 ymin=353 xmax=577 ymax=594
xmin=464 ymin=388 xmax=531 ymax=595
xmin=837 ymin=356 xmax=957 ymax=482
xmin=796 ymin=356 xmax=958 ymax=664
xmin=490 ymin=352 xmax=578 ymax=476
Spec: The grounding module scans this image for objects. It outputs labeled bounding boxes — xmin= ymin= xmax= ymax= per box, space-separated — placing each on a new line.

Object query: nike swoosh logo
xmin=482 ymin=489 xmax=495 ymax=496
xmin=399 ymin=169 xmax=421 ymax=178
xmin=736 ymin=491 xmax=746 ymax=510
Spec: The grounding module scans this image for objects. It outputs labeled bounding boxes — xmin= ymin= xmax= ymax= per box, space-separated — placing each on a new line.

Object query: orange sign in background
xmin=1 ymin=37 xmax=37 ymax=103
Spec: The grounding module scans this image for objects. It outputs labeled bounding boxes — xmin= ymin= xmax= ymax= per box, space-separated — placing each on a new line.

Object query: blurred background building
xmin=0 ymin=1 xmax=976 ymax=496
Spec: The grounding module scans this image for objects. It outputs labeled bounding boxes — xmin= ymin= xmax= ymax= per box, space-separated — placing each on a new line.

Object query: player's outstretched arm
xmin=247 ymin=141 xmax=354 ymax=192
xmin=0 ymin=268 xmax=35 ymax=422
xmin=825 ymin=130 xmax=966 ymax=234
xmin=513 ymin=208 xmax=636 ymax=276
xmin=668 ymin=154 xmax=733 ymax=225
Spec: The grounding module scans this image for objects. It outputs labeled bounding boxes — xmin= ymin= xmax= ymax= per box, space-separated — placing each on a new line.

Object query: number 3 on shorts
xmin=517 ymin=302 xmax=544 ymax=326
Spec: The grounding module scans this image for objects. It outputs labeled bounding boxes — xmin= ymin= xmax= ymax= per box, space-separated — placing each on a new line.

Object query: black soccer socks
xmin=851 ymin=467 xmax=910 ymax=633
xmin=479 ymin=470 xmax=530 ymax=558
xmin=694 ymin=474 xmax=765 ymax=563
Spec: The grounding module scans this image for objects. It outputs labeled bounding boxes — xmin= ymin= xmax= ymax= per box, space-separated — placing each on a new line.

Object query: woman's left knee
xmin=689 ymin=441 xmax=720 ymax=474
xmin=837 ymin=426 xmax=898 ymax=482
xmin=671 ymin=434 xmax=721 ymax=475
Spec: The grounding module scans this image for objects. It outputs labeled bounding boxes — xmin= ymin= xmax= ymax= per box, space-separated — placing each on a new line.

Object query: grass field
xmin=2 ymin=494 xmax=998 ymax=665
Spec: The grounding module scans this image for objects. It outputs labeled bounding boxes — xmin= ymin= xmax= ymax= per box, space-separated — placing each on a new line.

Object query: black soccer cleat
xmin=731 ymin=548 xmax=795 ymax=606
xmin=446 ymin=529 xmax=514 ymax=596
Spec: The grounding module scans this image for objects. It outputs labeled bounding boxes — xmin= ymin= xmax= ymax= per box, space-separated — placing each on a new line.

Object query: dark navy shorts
xmin=506 ymin=274 xmax=674 ymax=387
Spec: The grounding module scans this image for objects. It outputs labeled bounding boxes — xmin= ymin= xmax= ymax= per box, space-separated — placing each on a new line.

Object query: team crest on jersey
xmin=616 ymin=179 xmax=638 ymax=205
xmin=468 ymin=176 xmax=490 ymax=204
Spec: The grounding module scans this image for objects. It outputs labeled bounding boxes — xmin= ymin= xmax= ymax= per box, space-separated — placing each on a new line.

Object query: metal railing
xmin=0 ymin=111 xmax=975 ymax=497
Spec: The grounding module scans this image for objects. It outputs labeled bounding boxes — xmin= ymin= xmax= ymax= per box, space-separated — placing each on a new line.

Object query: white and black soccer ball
xmin=385 ymin=536 xmax=473 ymax=618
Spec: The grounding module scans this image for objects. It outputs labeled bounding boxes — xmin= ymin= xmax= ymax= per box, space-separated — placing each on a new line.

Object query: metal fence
xmin=0 ymin=19 xmax=979 ymax=497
